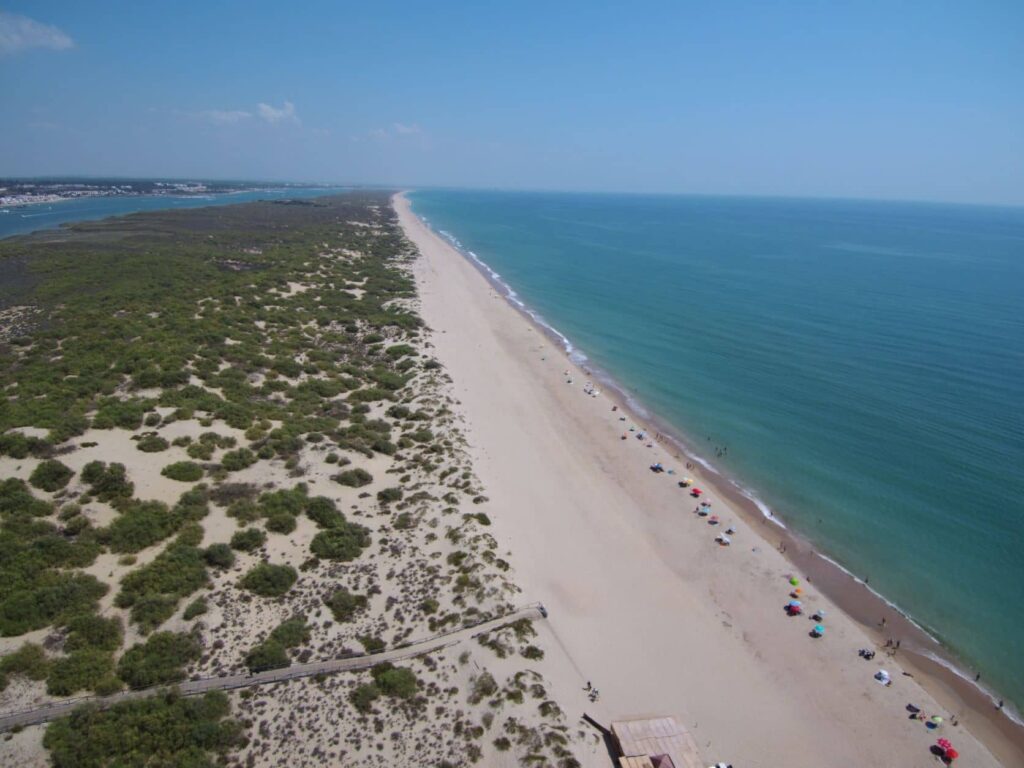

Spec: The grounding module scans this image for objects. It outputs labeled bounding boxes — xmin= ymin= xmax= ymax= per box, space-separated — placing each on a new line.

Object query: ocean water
xmin=0 ymin=186 xmax=345 ymax=239
xmin=409 ymin=190 xmax=1024 ymax=709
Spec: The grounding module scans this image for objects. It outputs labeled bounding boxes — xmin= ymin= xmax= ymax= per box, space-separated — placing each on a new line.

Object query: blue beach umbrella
xmin=813 ymin=624 xmax=825 ymax=636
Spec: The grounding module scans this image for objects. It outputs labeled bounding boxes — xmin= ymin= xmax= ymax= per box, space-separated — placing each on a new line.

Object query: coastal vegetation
xmin=0 ymin=193 xmax=579 ymax=766
xmin=42 ymin=690 xmax=244 ymax=768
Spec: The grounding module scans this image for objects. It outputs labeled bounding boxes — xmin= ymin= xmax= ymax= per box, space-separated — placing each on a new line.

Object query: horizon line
xmin=2 ymin=174 xmax=1021 ymax=210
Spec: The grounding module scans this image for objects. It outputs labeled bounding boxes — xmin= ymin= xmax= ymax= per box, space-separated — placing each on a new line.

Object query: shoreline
xmin=397 ymin=191 xmax=1024 ymax=766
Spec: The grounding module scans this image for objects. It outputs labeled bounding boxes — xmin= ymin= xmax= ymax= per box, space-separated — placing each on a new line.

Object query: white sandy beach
xmin=396 ymin=192 xmax=1009 ymax=768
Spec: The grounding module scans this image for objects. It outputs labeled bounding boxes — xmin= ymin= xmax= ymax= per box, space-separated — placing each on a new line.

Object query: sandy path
xmin=396 ymin=193 xmax=1005 ymax=768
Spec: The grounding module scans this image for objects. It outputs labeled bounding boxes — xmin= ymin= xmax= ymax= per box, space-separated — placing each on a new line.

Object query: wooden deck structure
xmin=611 ymin=716 xmax=703 ymax=768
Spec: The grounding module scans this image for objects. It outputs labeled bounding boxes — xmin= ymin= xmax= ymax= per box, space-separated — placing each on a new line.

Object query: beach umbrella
xmin=937 ymin=739 xmax=952 ymax=750
xmin=931 ymin=716 xmax=944 ymax=725
xmin=789 ymin=577 xmax=800 ymax=586
xmin=945 ymin=748 xmax=959 ymax=760
xmin=814 ymin=624 xmax=825 ymax=635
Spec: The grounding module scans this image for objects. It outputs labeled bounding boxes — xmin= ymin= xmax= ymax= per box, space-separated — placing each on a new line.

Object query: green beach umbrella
xmin=789 ymin=577 xmax=800 ymax=586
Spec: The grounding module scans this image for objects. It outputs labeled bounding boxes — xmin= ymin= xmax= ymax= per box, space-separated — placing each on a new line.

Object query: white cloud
xmin=0 ymin=11 xmax=73 ymax=55
xmin=257 ymin=101 xmax=300 ymax=125
xmin=392 ymin=122 xmax=421 ymax=135
xmin=199 ymin=109 xmax=252 ymax=125
xmin=364 ymin=122 xmax=424 ymax=141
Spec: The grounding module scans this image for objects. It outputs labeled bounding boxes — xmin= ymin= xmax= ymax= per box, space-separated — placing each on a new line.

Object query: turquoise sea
xmin=0 ymin=186 xmax=344 ymax=239
xmin=408 ymin=190 xmax=1024 ymax=711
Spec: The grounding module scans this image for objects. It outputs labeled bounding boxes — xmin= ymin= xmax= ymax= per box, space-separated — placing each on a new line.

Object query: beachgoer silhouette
xmin=975 ymin=673 xmax=981 ymax=682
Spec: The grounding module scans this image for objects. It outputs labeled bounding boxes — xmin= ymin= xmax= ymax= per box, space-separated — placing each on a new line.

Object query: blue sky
xmin=1 ymin=1 xmax=1022 ymax=204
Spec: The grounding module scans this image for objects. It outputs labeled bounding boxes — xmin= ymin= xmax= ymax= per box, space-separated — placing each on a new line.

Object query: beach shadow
xmin=582 ymin=713 xmax=618 ymax=762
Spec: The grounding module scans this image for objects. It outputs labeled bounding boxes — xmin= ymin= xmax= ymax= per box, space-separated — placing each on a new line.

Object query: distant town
xmin=0 ymin=178 xmax=297 ymax=207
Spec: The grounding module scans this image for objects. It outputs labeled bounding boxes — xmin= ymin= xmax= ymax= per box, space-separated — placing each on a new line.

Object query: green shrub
xmin=268 ymin=618 xmax=310 ymax=648
xmin=46 ymin=649 xmax=115 ymax=696
xmin=333 ymin=468 xmax=373 ymax=487
xmin=64 ymin=615 xmax=122 ymax=652
xmin=220 ymin=448 xmax=257 ymax=472
xmin=186 ymin=441 xmax=214 ymax=460
xmin=80 ymin=461 xmax=133 ymax=502
xmin=371 ymin=662 xmax=418 ymax=698
xmin=409 ymin=428 xmax=434 ymax=443
xmin=116 ymin=631 xmax=201 ymax=689
xmin=161 ymin=461 xmax=203 ymax=482
xmin=265 ymin=512 xmax=297 ymax=534
xmin=226 ymin=499 xmax=259 ymax=524
xmin=0 ymin=477 xmax=52 ymax=516
xmin=0 ymin=643 xmax=50 ymax=690
xmin=136 ymin=434 xmax=169 ymax=453
xmin=229 ymin=527 xmax=265 ymax=552
xmin=376 ymin=487 xmax=403 ymax=503
xmin=203 ymin=543 xmax=235 ymax=569
xmin=92 ymin=398 xmax=151 ymax=431
xmin=174 ymin=522 xmax=204 ymax=547
xmin=384 ymin=343 xmax=415 ymax=359
xmin=126 ymin=595 xmax=179 ymax=633
xmin=305 ymin=496 xmax=342 ymax=528
xmin=386 ymin=404 xmax=411 ymax=419
xmin=29 ymin=460 xmax=74 ymax=492
xmin=419 ymin=598 xmax=439 ymax=615
xmin=244 ymin=618 xmax=309 ymax=671
xmin=42 ymin=690 xmax=243 ymax=766
xmin=100 ymin=500 xmax=179 ymax=554
xmin=324 ymin=588 xmax=368 ymax=622
xmin=116 ymin=544 xmax=208 ymax=632
xmin=0 ymin=573 xmax=108 ymax=637
xmin=357 ymin=636 xmax=385 ymax=653
xmin=244 ymin=639 xmax=288 ymax=672
xmin=310 ymin=522 xmax=371 ymax=561
xmin=239 ymin=563 xmax=297 ymax=597
xmin=0 ymin=433 xmax=50 ymax=460
xmin=350 ymin=682 xmax=380 ymax=713
xmin=258 ymin=486 xmax=307 ymax=517
xmin=182 ymin=597 xmax=208 ymax=621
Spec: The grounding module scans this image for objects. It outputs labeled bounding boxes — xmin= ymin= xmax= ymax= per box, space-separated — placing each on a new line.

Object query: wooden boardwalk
xmin=0 ymin=603 xmax=546 ymax=733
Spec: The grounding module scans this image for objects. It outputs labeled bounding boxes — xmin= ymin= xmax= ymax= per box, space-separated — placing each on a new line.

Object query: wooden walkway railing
xmin=0 ymin=603 xmax=546 ymax=732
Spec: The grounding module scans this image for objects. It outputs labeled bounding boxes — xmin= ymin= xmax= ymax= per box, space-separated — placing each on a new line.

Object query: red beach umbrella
xmin=945 ymin=748 xmax=959 ymax=761
xmin=937 ymin=739 xmax=952 ymax=750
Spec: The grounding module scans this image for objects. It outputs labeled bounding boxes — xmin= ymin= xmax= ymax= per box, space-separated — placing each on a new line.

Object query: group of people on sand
xmin=583 ymin=681 xmax=600 ymax=702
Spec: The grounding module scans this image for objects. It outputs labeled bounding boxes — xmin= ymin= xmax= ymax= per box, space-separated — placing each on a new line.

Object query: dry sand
xmin=396 ymin=192 xmax=1010 ymax=768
